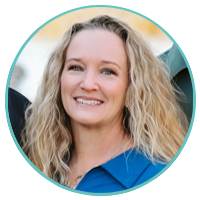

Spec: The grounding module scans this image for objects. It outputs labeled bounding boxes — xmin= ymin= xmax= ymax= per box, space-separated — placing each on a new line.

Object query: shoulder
xmin=8 ymin=88 xmax=30 ymax=107
xmin=8 ymin=88 xmax=31 ymax=144
xmin=101 ymin=148 xmax=167 ymax=189
xmin=127 ymin=149 xmax=167 ymax=187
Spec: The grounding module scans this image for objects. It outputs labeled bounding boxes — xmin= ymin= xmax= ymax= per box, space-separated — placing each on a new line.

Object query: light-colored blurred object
xmin=12 ymin=7 xmax=173 ymax=102
xmin=10 ymin=65 xmax=25 ymax=89
xmin=34 ymin=7 xmax=167 ymax=39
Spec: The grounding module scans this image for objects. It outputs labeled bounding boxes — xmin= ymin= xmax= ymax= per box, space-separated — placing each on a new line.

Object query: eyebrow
xmin=66 ymin=58 xmax=82 ymax=63
xmin=101 ymin=60 xmax=121 ymax=69
xmin=66 ymin=58 xmax=121 ymax=69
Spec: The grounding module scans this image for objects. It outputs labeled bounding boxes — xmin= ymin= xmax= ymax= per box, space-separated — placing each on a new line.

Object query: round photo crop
xmin=6 ymin=6 xmax=195 ymax=195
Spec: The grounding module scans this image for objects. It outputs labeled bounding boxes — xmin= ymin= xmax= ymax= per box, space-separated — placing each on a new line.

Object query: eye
xmin=69 ymin=66 xmax=83 ymax=71
xmin=102 ymin=69 xmax=116 ymax=75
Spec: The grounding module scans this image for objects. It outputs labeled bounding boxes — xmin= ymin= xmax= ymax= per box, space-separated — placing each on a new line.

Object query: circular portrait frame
xmin=5 ymin=5 xmax=196 ymax=196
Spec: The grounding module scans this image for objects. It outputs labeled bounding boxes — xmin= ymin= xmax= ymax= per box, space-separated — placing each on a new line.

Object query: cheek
xmin=105 ymin=81 xmax=128 ymax=104
xmin=61 ymin=73 xmax=76 ymax=94
xmin=60 ymin=74 xmax=73 ymax=104
xmin=61 ymin=75 xmax=67 ymax=96
xmin=117 ymin=81 xmax=128 ymax=105
xmin=60 ymin=75 xmax=74 ymax=114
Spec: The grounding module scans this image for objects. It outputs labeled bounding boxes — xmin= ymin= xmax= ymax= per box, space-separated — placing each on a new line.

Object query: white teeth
xmin=76 ymin=98 xmax=102 ymax=105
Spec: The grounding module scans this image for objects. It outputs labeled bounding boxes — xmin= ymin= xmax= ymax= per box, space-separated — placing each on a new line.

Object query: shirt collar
xmin=100 ymin=148 xmax=152 ymax=188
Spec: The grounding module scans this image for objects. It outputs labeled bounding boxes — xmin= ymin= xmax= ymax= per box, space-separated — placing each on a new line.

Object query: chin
xmin=70 ymin=114 xmax=104 ymax=127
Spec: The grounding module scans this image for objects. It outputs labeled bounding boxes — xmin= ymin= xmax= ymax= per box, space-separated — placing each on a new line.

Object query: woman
xmin=21 ymin=15 xmax=189 ymax=193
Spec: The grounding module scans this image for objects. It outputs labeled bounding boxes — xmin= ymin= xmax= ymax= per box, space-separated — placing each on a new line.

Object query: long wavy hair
xmin=21 ymin=15 xmax=189 ymax=186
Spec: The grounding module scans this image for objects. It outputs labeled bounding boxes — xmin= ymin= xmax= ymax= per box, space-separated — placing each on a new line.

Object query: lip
xmin=73 ymin=96 xmax=104 ymax=103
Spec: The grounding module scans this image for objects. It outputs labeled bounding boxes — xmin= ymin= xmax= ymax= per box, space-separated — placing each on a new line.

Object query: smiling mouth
xmin=75 ymin=98 xmax=103 ymax=105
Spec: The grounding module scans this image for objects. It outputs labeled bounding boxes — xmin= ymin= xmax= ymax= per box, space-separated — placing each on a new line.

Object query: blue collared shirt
xmin=75 ymin=149 xmax=166 ymax=193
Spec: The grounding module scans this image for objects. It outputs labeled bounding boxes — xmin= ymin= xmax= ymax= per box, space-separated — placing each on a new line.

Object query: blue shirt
xmin=75 ymin=148 xmax=166 ymax=193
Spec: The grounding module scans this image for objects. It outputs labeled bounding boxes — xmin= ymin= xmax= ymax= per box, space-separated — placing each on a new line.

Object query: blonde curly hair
xmin=21 ymin=15 xmax=189 ymax=186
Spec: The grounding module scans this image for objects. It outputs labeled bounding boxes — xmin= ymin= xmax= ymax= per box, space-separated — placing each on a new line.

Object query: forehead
xmin=66 ymin=29 xmax=127 ymax=64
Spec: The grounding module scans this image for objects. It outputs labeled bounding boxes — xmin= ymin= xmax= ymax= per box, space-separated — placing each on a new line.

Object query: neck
xmin=70 ymin=118 xmax=133 ymax=175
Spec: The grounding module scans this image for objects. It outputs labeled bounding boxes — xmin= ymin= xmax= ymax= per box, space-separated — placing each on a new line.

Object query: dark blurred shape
xmin=159 ymin=44 xmax=193 ymax=122
xmin=10 ymin=65 xmax=25 ymax=88
xmin=8 ymin=88 xmax=31 ymax=145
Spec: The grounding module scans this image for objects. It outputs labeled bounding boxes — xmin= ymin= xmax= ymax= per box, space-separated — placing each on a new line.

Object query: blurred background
xmin=10 ymin=7 xmax=173 ymax=101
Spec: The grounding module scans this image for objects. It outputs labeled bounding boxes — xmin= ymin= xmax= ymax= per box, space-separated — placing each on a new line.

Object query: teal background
xmin=5 ymin=5 xmax=196 ymax=196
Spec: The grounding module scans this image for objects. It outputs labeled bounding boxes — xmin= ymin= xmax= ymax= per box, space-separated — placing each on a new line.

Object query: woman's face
xmin=61 ymin=29 xmax=129 ymax=128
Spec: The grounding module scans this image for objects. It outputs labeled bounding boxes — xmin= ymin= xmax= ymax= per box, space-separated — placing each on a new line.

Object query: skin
xmin=61 ymin=29 xmax=133 ymax=188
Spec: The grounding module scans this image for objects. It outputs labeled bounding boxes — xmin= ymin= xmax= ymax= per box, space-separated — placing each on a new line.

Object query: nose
xmin=80 ymin=70 xmax=99 ymax=91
